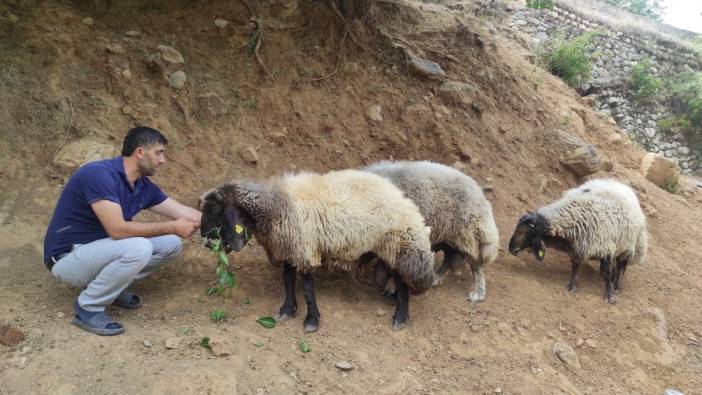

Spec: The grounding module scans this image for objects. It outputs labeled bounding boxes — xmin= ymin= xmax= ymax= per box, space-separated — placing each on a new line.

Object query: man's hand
xmin=172 ymin=218 xmax=199 ymax=238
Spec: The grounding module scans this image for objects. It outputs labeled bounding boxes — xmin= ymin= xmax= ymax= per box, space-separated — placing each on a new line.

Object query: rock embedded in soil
xmin=168 ymin=71 xmax=187 ymax=90
xmin=552 ymin=342 xmax=580 ymax=368
xmin=0 ymin=325 xmax=25 ymax=346
xmin=335 ymin=361 xmax=353 ymax=371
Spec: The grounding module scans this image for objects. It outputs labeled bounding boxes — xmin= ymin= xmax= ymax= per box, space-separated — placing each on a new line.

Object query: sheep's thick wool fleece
xmin=363 ymin=160 xmax=499 ymax=264
xmin=538 ymin=179 xmax=647 ymax=263
xmin=228 ymin=170 xmax=434 ymax=289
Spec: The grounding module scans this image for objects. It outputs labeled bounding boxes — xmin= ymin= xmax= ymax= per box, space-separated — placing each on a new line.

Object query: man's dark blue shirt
xmin=43 ymin=157 xmax=167 ymax=263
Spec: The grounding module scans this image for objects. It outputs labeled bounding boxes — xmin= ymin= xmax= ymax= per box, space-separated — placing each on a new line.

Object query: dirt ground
xmin=1 ymin=0 xmax=702 ymax=394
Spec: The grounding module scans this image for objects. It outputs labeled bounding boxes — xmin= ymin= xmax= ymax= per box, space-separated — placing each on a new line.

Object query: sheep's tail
xmin=630 ymin=227 xmax=648 ymax=265
xmin=395 ymin=246 xmax=435 ymax=295
xmin=478 ymin=214 xmax=500 ymax=267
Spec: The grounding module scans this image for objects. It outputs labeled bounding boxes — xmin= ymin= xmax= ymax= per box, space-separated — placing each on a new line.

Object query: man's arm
xmin=148 ymin=198 xmax=202 ymax=225
xmin=91 ymin=200 xmax=198 ymax=239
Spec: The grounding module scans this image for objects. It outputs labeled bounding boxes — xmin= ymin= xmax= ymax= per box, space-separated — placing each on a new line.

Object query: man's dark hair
xmin=121 ymin=126 xmax=168 ymax=156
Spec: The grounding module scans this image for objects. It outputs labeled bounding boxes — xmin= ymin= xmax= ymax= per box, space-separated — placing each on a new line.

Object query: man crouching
xmin=43 ymin=126 xmax=201 ymax=335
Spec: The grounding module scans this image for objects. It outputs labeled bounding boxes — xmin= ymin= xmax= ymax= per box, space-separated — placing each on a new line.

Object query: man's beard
xmin=138 ymin=161 xmax=157 ymax=176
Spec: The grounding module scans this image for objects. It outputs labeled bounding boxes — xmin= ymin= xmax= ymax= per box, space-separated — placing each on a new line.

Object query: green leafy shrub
xmin=668 ymin=71 xmax=702 ymax=129
xmin=630 ymin=58 xmax=661 ymax=104
xmin=526 ymin=0 xmax=554 ymax=9
xmin=545 ymin=33 xmax=597 ymax=88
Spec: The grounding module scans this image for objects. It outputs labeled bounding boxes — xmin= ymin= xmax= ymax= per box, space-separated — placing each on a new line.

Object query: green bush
xmin=669 ymin=71 xmax=702 ymax=129
xmin=658 ymin=116 xmax=692 ymax=134
xmin=546 ymin=33 xmax=597 ymax=88
xmin=526 ymin=0 xmax=554 ymax=9
xmin=630 ymin=58 xmax=661 ymax=104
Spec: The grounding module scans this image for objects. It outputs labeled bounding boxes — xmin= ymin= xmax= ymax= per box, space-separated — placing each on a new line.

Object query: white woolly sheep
xmin=362 ymin=160 xmax=500 ymax=303
xmin=199 ymin=169 xmax=435 ymax=332
xmin=508 ymin=178 xmax=648 ymax=303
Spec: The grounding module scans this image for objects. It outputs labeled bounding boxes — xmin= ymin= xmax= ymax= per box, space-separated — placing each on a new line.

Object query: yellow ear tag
xmin=234 ymin=224 xmax=244 ymax=234
xmin=538 ymin=250 xmax=544 ymax=258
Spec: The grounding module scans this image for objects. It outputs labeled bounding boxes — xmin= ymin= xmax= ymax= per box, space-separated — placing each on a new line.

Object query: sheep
xmin=198 ymin=169 xmax=435 ymax=332
xmin=508 ymin=178 xmax=648 ymax=303
xmin=362 ymin=160 xmax=500 ymax=304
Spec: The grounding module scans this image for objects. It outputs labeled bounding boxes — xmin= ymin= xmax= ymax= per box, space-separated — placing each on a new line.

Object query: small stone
xmin=125 ymin=30 xmax=141 ymax=37
xmin=640 ymin=153 xmax=680 ymax=189
xmin=165 ymin=337 xmax=181 ymax=349
xmin=664 ymin=389 xmax=685 ymax=395
xmin=365 ymin=104 xmax=383 ymax=123
xmin=209 ymin=337 xmax=234 ymax=357
xmin=241 ymin=146 xmax=259 ymax=164
xmin=585 ymin=339 xmax=598 ymax=348
xmin=122 ymin=69 xmax=132 ymax=80
xmin=158 ymin=45 xmax=185 ymax=64
xmin=106 ymin=44 xmax=126 ymax=55
xmin=376 ymin=308 xmax=385 ymax=316
xmin=21 ymin=346 xmax=32 ymax=355
xmin=560 ymin=145 xmax=605 ymax=176
xmin=408 ymin=57 xmax=445 ymax=80
xmin=0 ymin=325 xmax=25 ymax=346
xmin=57 ymin=312 xmax=65 ymax=319
xmin=335 ymin=361 xmax=353 ymax=371
xmin=168 ymin=71 xmax=187 ymax=90
xmin=82 ymin=17 xmax=94 ymax=26
xmin=494 ymin=388 xmax=502 ymax=393
xmin=575 ymin=338 xmax=584 ymax=347
xmin=214 ymin=18 xmax=230 ymax=28
xmin=552 ymin=342 xmax=580 ymax=368
xmin=143 ymin=340 xmax=153 ymax=348
xmin=8 ymin=14 xmax=19 ymax=24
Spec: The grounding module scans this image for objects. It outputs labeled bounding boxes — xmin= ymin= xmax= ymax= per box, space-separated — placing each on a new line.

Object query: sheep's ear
xmin=533 ymin=238 xmax=546 ymax=262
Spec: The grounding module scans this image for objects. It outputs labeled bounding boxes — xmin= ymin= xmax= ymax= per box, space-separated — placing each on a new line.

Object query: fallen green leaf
xmin=254 ymin=341 xmax=263 ymax=348
xmin=178 ymin=327 xmax=190 ymax=335
xmin=243 ymin=297 xmax=252 ymax=305
xmin=256 ymin=316 xmax=276 ymax=329
xmin=200 ymin=337 xmax=211 ymax=349
xmin=300 ymin=337 xmax=311 ymax=353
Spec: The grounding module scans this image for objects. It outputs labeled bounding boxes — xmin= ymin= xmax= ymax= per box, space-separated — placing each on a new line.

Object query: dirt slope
xmin=1 ymin=0 xmax=701 ymax=394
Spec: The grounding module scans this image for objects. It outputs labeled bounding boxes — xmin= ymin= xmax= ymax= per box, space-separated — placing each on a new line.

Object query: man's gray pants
xmin=51 ymin=235 xmax=182 ymax=312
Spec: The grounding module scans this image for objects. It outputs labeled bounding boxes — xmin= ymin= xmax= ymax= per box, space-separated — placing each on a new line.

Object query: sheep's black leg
xmin=390 ymin=271 xmax=410 ymax=331
xmin=433 ymin=245 xmax=466 ymax=287
xmin=277 ymin=262 xmax=297 ymax=321
xmin=374 ymin=261 xmax=397 ymax=303
xmin=567 ymin=259 xmax=581 ymax=293
xmin=301 ymin=272 xmax=320 ymax=333
xmin=599 ymin=257 xmax=616 ymax=304
xmin=613 ymin=257 xmax=629 ymax=293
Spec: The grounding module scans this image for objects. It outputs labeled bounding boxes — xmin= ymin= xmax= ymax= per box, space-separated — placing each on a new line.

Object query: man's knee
xmin=161 ymin=235 xmax=182 ymax=259
xmin=125 ymin=237 xmax=154 ymax=264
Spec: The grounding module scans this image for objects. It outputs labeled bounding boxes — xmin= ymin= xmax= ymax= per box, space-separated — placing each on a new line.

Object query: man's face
xmin=136 ymin=143 xmax=166 ymax=176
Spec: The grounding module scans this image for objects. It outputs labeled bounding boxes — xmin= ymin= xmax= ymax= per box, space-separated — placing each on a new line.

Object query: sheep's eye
xmin=529 ymin=223 xmax=535 ymax=228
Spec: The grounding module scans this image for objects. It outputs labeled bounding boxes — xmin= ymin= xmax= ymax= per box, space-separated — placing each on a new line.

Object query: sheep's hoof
xmin=392 ymin=320 xmax=408 ymax=331
xmin=303 ymin=317 xmax=319 ymax=333
xmin=431 ymin=277 xmax=444 ymax=287
xmin=468 ymin=291 xmax=485 ymax=304
xmin=277 ymin=313 xmax=295 ymax=322
xmin=605 ymin=293 xmax=617 ymax=304
xmin=567 ymin=284 xmax=577 ymax=293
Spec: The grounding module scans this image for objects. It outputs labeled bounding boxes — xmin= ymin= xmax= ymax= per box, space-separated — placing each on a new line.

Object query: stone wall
xmin=510 ymin=0 xmax=702 ymax=174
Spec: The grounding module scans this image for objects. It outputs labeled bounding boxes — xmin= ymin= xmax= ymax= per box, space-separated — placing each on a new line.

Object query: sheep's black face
xmin=200 ymin=191 xmax=253 ymax=253
xmin=508 ymin=212 xmax=547 ymax=262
